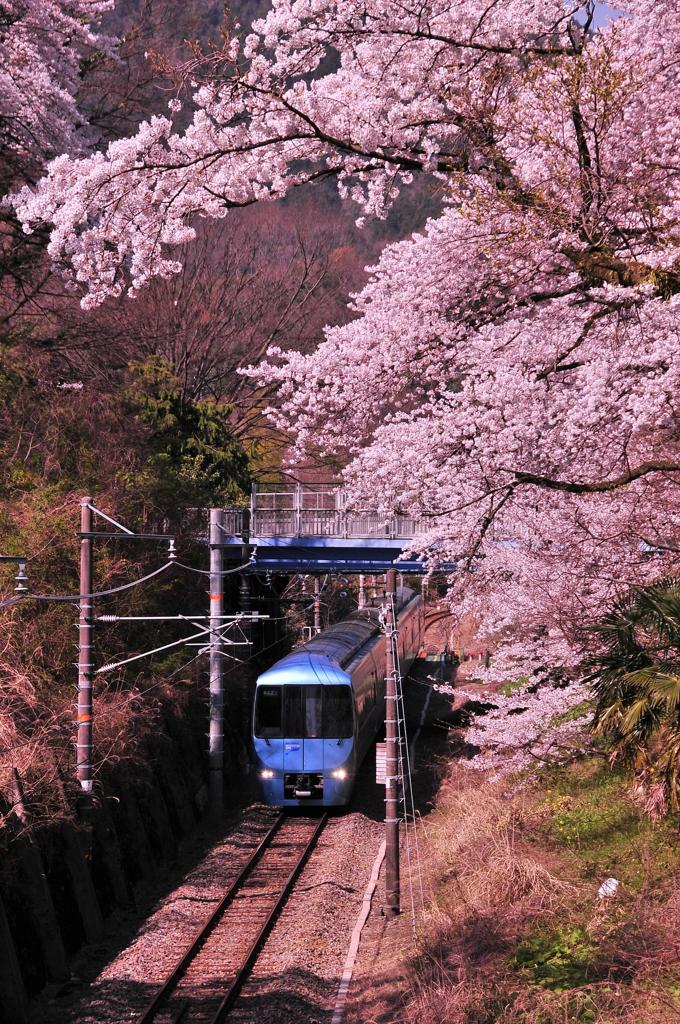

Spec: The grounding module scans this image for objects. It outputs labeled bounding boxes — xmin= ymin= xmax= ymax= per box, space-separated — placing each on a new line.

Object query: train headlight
xmin=331 ymin=768 xmax=348 ymax=780
xmin=260 ymin=769 xmax=275 ymax=779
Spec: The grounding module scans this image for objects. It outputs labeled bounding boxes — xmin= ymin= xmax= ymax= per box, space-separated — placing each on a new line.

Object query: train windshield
xmin=254 ymin=687 xmax=282 ymax=738
xmin=254 ymin=685 xmax=353 ymax=739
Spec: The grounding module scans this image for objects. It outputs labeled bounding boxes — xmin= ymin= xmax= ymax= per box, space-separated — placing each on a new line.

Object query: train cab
xmin=252 ymin=588 xmax=423 ymax=808
xmin=253 ymin=653 xmax=357 ymax=806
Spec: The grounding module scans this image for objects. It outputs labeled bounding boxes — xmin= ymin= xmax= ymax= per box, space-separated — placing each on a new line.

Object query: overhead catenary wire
xmin=28 ymin=561 xmax=175 ymax=602
xmin=0 ymin=550 xmax=266 ymax=759
xmin=0 ymin=555 xmax=259 ymax=610
xmin=172 ymin=556 xmax=257 ymax=577
xmin=0 ymin=613 xmax=286 ymax=761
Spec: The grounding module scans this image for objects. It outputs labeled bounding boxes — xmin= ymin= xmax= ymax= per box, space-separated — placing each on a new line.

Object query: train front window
xmin=305 ymin=685 xmax=323 ymax=738
xmin=283 ymin=685 xmax=304 ymax=737
xmin=323 ymin=687 xmax=353 ymax=738
xmin=279 ymin=685 xmax=352 ymax=739
xmin=254 ymin=687 xmax=282 ymax=738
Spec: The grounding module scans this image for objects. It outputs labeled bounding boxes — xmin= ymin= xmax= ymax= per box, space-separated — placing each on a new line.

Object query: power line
xmin=0 ymin=609 xmax=287 ymax=761
xmin=0 ymin=555 xmax=259 ymax=609
xmin=29 ymin=561 xmax=175 ymax=602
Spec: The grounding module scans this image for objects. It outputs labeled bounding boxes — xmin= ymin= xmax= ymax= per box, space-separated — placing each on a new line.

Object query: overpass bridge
xmin=219 ymin=483 xmax=452 ymax=574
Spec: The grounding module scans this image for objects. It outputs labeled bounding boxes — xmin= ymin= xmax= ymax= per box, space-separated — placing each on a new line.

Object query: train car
xmin=252 ymin=587 xmax=423 ymax=807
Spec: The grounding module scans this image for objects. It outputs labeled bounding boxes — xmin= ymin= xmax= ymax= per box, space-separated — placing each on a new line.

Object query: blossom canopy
xmin=11 ymin=0 xmax=680 ymax=674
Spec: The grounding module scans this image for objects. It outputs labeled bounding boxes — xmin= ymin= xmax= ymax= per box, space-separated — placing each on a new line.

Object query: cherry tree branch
xmin=511 ymin=462 xmax=680 ymax=494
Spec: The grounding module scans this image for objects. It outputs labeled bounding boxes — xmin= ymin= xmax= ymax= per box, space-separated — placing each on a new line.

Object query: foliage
xmin=0 ymin=0 xmax=114 ymax=180
xmin=549 ymin=700 xmax=594 ymax=727
xmin=512 ymin=926 xmax=597 ymax=991
xmin=0 ymin=344 xmax=252 ymax=815
xmin=441 ymin=678 xmax=594 ymax=779
xmin=499 ymin=676 xmax=530 ymax=697
xmin=589 ymin=577 xmax=680 ymax=811
xmin=122 ymin=356 xmax=250 ymax=512
xmin=540 ymin=760 xmax=680 ymax=887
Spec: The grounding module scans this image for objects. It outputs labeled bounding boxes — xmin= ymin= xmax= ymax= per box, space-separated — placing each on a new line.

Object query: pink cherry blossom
xmin=1 ymin=0 xmax=114 ymax=172
xmin=10 ymin=1 xmax=680 ymax=674
xmin=437 ymin=678 xmax=593 ymax=778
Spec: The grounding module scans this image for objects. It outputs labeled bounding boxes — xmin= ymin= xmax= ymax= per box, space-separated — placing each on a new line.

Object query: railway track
xmin=136 ymin=812 xmax=328 ymax=1024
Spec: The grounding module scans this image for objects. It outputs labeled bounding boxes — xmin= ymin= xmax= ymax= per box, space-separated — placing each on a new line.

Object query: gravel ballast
xmin=28 ymin=669 xmax=449 ymax=1024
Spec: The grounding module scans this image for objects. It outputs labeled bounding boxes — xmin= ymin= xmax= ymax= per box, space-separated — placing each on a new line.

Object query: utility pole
xmin=384 ymin=567 xmax=400 ymax=916
xmin=238 ymin=506 xmax=253 ymax=752
xmin=209 ymin=507 xmax=225 ymax=818
xmin=239 ymin=506 xmax=251 ymax=613
xmin=76 ymin=498 xmax=94 ymax=796
xmin=313 ymin=576 xmax=321 ymax=634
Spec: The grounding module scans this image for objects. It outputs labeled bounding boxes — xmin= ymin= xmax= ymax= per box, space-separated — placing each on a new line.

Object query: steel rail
xmin=135 ymin=812 xmax=286 ymax=1024
xmin=209 ymin=812 xmax=328 ymax=1023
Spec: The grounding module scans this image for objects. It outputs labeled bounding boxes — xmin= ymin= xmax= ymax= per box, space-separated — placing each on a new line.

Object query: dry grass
xmin=421 ymin=776 xmax=577 ymax=915
xmin=0 ymin=664 xmax=166 ymax=832
xmin=402 ymin=770 xmax=680 ymax=1024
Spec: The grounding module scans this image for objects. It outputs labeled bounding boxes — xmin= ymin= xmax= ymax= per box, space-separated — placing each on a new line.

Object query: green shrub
xmin=512 ymin=926 xmax=597 ymax=990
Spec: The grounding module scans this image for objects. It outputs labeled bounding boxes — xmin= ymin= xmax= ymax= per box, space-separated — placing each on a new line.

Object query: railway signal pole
xmin=384 ymin=567 xmax=400 ymax=916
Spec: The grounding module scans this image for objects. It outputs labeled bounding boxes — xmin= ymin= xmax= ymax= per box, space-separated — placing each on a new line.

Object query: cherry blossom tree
xmin=1 ymin=0 xmax=114 ymax=178
xmin=11 ymin=0 xmax=680 ymax=675
xmin=1 ymin=0 xmax=115 ymax=326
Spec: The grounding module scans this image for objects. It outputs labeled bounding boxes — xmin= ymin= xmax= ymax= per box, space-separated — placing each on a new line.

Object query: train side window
xmin=324 ymin=687 xmax=354 ymax=738
xmin=254 ymin=687 xmax=282 ymax=738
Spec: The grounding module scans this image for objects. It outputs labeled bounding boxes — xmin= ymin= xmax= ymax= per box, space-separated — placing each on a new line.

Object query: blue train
xmin=252 ymin=588 xmax=424 ymax=807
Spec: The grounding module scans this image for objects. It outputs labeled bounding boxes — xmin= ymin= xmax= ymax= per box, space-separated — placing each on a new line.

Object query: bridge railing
xmin=221 ymin=483 xmax=427 ymax=540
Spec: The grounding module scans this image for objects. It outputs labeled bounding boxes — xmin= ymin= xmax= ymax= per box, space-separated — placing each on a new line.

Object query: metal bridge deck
xmin=219 ymin=484 xmax=454 ymax=574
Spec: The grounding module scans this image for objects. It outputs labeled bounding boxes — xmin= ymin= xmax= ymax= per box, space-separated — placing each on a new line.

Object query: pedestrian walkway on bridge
xmin=218 ymin=483 xmax=454 ymax=575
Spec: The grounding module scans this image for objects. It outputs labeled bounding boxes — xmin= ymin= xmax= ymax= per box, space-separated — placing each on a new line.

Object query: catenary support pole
xmin=209 ymin=507 xmax=225 ymax=818
xmin=76 ymin=497 xmax=94 ymax=795
xmin=239 ymin=506 xmax=251 ymax=613
xmin=384 ymin=567 xmax=400 ymax=916
xmin=313 ymin=576 xmax=321 ymax=634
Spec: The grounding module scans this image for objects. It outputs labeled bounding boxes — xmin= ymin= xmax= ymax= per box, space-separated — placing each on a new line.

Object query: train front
xmin=252 ymin=653 xmax=356 ymax=807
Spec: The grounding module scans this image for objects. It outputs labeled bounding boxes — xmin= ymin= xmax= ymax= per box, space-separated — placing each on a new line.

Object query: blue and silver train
xmin=252 ymin=588 xmax=424 ymax=807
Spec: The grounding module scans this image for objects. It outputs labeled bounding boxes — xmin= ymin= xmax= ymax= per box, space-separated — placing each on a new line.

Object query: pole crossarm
xmin=95 ymin=616 xmax=263 ymax=674
xmin=85 ymin=502 xmax=134 ymax=535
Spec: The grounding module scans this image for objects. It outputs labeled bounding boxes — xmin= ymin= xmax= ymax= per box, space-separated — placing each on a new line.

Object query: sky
xmin=591 ymin=3 xmax=620 ymax=27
